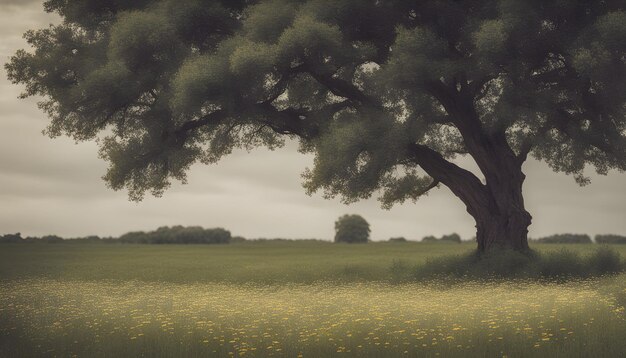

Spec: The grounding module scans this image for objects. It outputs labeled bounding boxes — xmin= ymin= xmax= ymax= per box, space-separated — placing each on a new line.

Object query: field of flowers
xmin=1 ymin=243 xmax=626 ymax=357
xmin=1 ymin=277 xmax=626 ymax=357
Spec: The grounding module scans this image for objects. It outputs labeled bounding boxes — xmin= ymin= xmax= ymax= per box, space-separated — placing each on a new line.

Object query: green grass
xmin=1 ymin=242 xmax=625 ymax=357
xmin=2 ymin=241 xmax=625 ymax=283
xmin=0 ymin=241 xmax=474 ymax=283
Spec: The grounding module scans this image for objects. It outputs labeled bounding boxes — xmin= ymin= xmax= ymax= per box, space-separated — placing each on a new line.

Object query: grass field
xmin=1 ymin=242 xmax=626 ymax=357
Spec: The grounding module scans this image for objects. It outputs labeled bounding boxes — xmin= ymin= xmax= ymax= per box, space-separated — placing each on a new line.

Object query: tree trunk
xmin=468 ymin=141 xmax=533 ymax=253
xmin=418 ymin=80 xmax=534 ymax=253
xmin=409 ymin=141 xmax=533 ymax=253
xmin=474 ymin=204 xmax=532 ymax=252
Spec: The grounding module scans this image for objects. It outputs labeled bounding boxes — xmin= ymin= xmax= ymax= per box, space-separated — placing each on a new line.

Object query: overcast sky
xmin=0 ymin=1 xmax=625 ymax=241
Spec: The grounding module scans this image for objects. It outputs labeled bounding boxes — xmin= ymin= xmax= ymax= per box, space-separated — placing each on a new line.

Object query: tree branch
xmin=255 ymin=100 xmax=353 ymax=139
xmin=177 ymin=110 xmax=228 ymax=134
xmin=306 ymin=68 xmax=381 ymax=108
xmin=262 ymin=64 xmax=307 ymax=104
xmin=419 ymin=179 xmax=440 ymax=195
xmin=407 ymin=143 xmax=493 ymax=216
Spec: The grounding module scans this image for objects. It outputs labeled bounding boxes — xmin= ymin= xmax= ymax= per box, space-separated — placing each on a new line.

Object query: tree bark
xmin=472 ymin=167 xmax=532 ymax=252
xmin=415 ymin=81 xmax=534 ymax=253
xmin=448 ymin=151 xmax=532 ymax=252
xmin=467 ymin=133 xmax=533 ymax=253
xmin=475 ymin=208 xmax=532 ymax=252
xmin=408 ymin=141 xmax=532 ymax=252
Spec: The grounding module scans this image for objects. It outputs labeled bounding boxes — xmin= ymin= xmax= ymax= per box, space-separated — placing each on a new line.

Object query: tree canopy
xmin=7 ymin=0 xmax=626 ymax=251
xmin=119 ymin=226 xmax=231 ymax=244
xmin=334 ymin=214 xmax=370 ymax=243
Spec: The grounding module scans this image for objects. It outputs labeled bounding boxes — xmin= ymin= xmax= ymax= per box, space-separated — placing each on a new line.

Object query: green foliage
xmin=535 ymin=234 xmax=593 ymax=244
xmin=414 ymin=247 xmax=624 ymax=281
xmin=108 ymin=10 xmax=182 ymax=72
xmin=587 ymin=245 xmax=624 ymax=275
xmin=440 ymin=233 xmax=462 ymax=243
xmin=0 ymin=233 xmax=72 ymax=244
xmin=171 ymin=53 xmax=233 ymax=115
xmin=537 ymin=249 xmax=586 ymax=278
xmin=473 ymin=20 xmax=509 ymax=64
xmin=303 ymin=110 xmax=411 ymax=204
xmin=39 ymin=235 xmax=65 ymax=244
xmin=334 ymin=214 xmax=370 ymax=243
xmin=0 ymin=233 xmax=23 ymax=244
xmin=383 ymin=26 xmax=454 ymax=85
xmin=230 ymin=236 xmax=247 ymax=243
xmin=8 ymin=0 xmax=626 ymax=204
xmin=596 ymin=234 xmax=626 ymax=244
xmin=421 ymin=233 xmax=462 ymax=243
xmin=243 ymin=0 xmax=298 ymax=43
xmin=534 ymin=246 xmax=622 ymax=278
xmin=119 ymin=226 xmax=230 ymax=244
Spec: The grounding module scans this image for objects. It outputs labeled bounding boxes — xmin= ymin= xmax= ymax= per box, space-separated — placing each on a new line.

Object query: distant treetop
xmin=335 ymin=214 xmax=370 ymax=243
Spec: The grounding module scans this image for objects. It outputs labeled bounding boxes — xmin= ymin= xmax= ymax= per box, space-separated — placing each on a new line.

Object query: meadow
xmin=1 ymin=242 xmax=626 ymax=357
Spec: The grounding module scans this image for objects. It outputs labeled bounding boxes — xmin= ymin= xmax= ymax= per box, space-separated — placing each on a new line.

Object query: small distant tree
xmin=389 ymin=237 xmax=407 ymax=243
xmin=40 ymin=235 xmax=64 ymax=243
xmin=440 ymin=233 xmax=462 ymax=243
xmin=335 ymin=215 xmax=370 ymax=243
xmin=422 ymin=235 xmax=438 ymax=243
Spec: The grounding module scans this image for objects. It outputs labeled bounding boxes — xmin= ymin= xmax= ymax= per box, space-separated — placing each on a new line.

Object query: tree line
xmin=3 ymin=231 xmax=624 ymax=244
xmin=0 ymin=226 xmax=231 ymax=245
xmin=531 ymin=234 xmax=626 ymax=244
xmin=0 ymin=214 xmax=624 ymax=245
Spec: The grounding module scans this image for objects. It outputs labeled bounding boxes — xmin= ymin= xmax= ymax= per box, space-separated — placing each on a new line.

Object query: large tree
xmin=6 ymin=0 xmax=626 ymax=252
